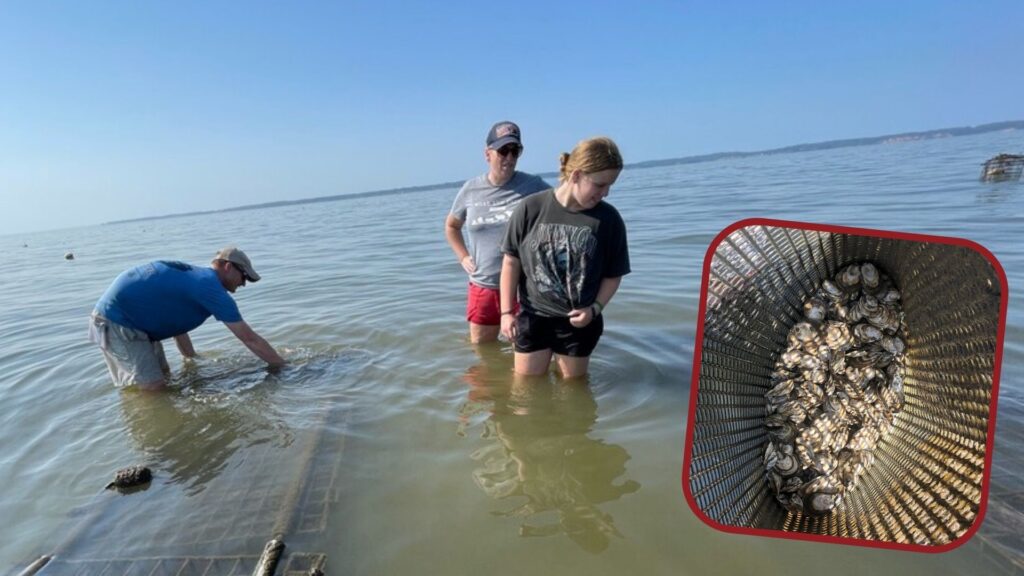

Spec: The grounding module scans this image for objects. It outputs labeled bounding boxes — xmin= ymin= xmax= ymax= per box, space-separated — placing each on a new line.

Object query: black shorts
xmin=513 ymin=312 xmax=604 ymax=357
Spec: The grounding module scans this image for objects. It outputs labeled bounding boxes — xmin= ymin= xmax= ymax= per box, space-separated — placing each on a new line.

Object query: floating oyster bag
xmin=682 ymin=219 xmax=1007 ymax=551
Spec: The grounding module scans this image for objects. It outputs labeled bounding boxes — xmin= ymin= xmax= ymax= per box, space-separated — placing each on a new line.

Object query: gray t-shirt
xmin=449 ymin=171 xmax=551 ymax=288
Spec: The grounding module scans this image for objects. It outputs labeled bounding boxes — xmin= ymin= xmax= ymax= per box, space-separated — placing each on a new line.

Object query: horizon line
xmin=10 ymin=119 xmax=1020 ymax=237
xmin=103 ymin=119 xmax=1021 ymax=227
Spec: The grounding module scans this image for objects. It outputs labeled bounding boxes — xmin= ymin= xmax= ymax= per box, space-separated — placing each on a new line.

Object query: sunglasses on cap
xmin=496 ymin=145 xmax=523 ymax=158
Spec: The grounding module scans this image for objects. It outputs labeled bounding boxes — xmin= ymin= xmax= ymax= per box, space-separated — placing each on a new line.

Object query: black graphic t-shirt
xmin=502 ymin=190 xmax=630 ymax=317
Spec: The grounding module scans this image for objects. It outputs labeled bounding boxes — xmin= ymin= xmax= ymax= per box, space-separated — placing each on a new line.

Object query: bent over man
xmin=89 ymin=247 xmax=285 ymax=389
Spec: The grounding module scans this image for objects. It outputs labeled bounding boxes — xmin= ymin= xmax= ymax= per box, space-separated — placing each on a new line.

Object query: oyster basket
xmin=980 ymin=153 xmax=1024 ymax=183
xmin=686 ymin=222 xmax=1004 ymax=547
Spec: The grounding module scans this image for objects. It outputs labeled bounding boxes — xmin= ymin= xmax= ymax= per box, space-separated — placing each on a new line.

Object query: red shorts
xmin=466 ymin=283 xmax=516 ymax=325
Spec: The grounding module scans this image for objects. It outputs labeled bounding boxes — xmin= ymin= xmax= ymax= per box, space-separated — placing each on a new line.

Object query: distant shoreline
xmin=105 ymin=120 xmax=1022 ymax=226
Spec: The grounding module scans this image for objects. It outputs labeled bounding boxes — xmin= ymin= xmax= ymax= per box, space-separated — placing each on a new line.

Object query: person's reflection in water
xmin=462 ymin=346 xmax=640 ymax=553
xmin=119 ymin=363 xmax=292 ymax=495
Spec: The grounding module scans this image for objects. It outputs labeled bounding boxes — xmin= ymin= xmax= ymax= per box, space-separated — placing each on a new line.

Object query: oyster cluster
xmin=105 ymin=465 xmax=153 ymax=491
xmin=764 ymin=262 xmax=907 ymax=516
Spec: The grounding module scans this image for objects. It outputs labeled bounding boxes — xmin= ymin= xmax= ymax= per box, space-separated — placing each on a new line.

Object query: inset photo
xmin=683 ymin=218 xmax=1008 ymax=551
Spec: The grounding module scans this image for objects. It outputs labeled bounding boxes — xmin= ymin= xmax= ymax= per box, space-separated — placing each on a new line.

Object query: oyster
xmin=768 ymin=421 xmax=798 ymax=444
xmin=838 ymin=449 xmax=875 ymax=486
xmin=825 ymin=322 xmax=854 ymax=351
xmin=828 ymin=300 xmax=849 ymax=321
xmin=880 ymin=287 xmax=901 ymax=304
xmin=880 ymin=385 xmax=904 ymax=412
xmin=867 ymin=306 xmax=901 ymax=333
xmin=105 ymin=465 xmax=153 ymax=491
xmin=801 ymin=475 xmax=844 ymax=516
xmin=837 ymin=264 xmax=861 ymax=292
xmin=853 ymin=323 xmax=883 ymax=344
xmin=780 ymin=349 xmax=804 ymax=369
xmin=773 ymin=444 xmax=801 ymax=477
xmin=881 ymin=335 xmax=905 ymax=356
xmin=765 ymin=412 xmax=790 ymax=428
xmin=790 ymin=321 xmax=818 ymax=344
xmin=847 ymin=426 xmax=881 ymax=452
xmin=766 ymin=378 xmax=796 ymax=402
xmin=805 ymin=368 xmax=828 ymax=385
xmin=860 ymin=263 xmax=880 ymax=292
xmin=776 ymin=399 xmax=807 ymax=424
xmin=803 ymin=298 xmax=827 ymax=324
xmin=819 ymin=279 xmax=845 ymax=302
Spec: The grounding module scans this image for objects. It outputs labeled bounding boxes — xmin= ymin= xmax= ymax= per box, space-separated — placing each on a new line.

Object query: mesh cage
xmin=13 ymin=401 xmax=350 ymax=576
xmin=980 ymin=154 xmax=1024 ymax=183
xmin=687 ymin=222 xmax=1003 ymax=547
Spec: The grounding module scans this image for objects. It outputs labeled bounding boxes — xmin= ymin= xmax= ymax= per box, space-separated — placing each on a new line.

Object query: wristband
xmin=592 ymin=301 xmax=604 ymax=316
xmin=501 ymin=310 xmax=516 ymax=316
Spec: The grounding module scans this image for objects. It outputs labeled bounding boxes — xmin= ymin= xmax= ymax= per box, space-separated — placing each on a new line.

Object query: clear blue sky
xmin=1 ymin=1 xmax=1021 ymax=235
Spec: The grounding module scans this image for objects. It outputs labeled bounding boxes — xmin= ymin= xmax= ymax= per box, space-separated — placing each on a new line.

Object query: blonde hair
xmin=558 ymin=136 xmax=623 ymax=183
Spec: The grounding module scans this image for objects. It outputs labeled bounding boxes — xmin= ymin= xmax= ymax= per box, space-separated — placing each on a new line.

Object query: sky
xmin=1 ymin=0 xmax=1022 ymax=236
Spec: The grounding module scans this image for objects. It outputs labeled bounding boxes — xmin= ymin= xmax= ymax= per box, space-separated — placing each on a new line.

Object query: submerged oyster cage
xmin=980 ymin=153 xmax=1024 ymax=183
xmin=13 ymin=403 xmax=347 ymax=576
xmin=683 ymin=219 xmax=1006 ymax=550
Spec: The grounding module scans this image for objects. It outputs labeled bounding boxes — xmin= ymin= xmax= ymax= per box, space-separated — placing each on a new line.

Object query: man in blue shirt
xmin=89 ymin=247 xmax=285 ymax=389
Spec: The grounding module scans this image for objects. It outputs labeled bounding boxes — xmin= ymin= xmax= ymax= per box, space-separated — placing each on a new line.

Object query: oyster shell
xmin=837 ymin=265 xmax=861 ymax=292
xmin=803 ymin=298 xmax=827 ymax=324
xmin=819 ymin=279 xmax=846 ymax=302
xmin=860 ymin=263 xmax=880 ymax=292
xmin=853 ymin=323 xmax=883 ymax=343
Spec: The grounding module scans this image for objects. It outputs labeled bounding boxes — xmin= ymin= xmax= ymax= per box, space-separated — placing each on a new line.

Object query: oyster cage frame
xmin=682 ymin=218 xmax=1008 ymax=552
xmin=12 ymin=401 xmax=350 ymax=576
xmin=980 ymin=153 xmax=1024 ymax=183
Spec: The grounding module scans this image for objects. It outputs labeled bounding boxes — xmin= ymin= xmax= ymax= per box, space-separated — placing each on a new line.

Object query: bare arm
xmin=444 ymin=214 xmax=476 ymax=274
xmin=173 ymin=333 xmax=197 ymax=358
xmin=594 ymin=276 xmax=623 ymax=311
xmin=500 ymin=254 xmax=522 ymax=340
xmin=225 ymin=320 xmax=285 ymax=367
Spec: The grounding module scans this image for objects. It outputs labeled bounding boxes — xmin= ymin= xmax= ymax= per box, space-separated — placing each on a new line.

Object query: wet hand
xmin=460 ymin=255 xmax=477 ymax=274
xmin=568 ymin=307 xmax=593 ymax=328
xmin=501 ymin=313 xmax=518 ymax=341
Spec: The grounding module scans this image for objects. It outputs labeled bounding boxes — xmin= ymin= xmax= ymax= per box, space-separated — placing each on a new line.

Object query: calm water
xmin=1 ymin=130 xmax=1022 ymax=575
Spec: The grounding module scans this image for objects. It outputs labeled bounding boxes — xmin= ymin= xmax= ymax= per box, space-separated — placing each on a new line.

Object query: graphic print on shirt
xmin=526 ymin=223 xmax=597 ymax=309
xmin=468 ymin=202 xmax=517 ymax=228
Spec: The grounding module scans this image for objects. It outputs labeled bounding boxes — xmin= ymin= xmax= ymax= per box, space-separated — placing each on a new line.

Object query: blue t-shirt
xmin=94 ymin=261 xmax=242 ymax=341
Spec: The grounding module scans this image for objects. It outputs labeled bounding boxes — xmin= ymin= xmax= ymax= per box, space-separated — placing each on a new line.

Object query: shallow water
xmin=1 ymin=129 xmax=1022 ymax=574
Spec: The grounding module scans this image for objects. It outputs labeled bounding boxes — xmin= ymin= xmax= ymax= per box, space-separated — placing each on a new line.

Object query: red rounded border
xmin=680 ymin=217 xmax=1009 ymax=552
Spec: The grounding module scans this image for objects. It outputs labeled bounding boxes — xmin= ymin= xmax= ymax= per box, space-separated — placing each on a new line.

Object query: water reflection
xmin=976 ymin=183 xmax=1015 ymax=204
xmin=119 ymin=362 xmax=293 ymax=496
xmin=461 ymin=345 xmax=640 ymax=553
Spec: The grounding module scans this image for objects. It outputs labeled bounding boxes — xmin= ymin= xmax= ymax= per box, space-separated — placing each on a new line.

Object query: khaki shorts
xmin=89 ymin=314 xmax=169 ymax=388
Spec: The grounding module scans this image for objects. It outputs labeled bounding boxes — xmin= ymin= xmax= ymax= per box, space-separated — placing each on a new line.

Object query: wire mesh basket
xmin=980 ymin=154 xmax=1024 ymax=183
xmin=684 ymin=219 xmax=1006 ymax=549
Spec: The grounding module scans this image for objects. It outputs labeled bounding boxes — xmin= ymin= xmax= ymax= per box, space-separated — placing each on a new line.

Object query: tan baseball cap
xmin=213 ymin=247 xmax=261 ymax=282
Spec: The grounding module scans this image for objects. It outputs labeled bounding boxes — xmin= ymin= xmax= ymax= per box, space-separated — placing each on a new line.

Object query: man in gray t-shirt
xmin=445 ymin=121 xmax=551 ymax=343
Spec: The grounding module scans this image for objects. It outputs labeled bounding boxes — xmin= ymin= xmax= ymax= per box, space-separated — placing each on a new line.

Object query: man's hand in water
xmin=225 ymin=321 xmax=286 ymax=367
xmin=568 ymin=306 xmax=595 ymax=328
